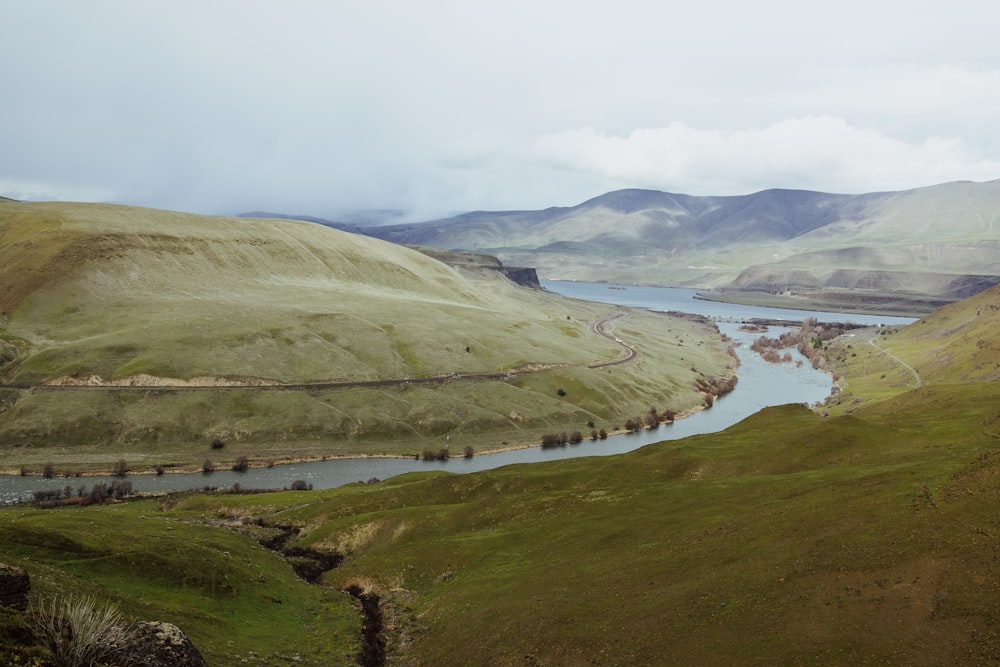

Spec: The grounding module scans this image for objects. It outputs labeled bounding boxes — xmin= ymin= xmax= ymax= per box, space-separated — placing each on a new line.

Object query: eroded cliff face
xmin=499 ymin=265 xmax=541 ymax=288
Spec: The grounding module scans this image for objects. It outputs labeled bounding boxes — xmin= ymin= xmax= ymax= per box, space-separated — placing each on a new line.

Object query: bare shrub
xmin=30 ymin=594 xmax=127 ymax=667
xmin=107 ymin=480 xmax=132 ymax=500
xmin=112 ymin=459 xmax=128 ymax=476
xmin=541 ymin=433 xmax=570 ymax=447
xmin=232 ymin=456 xmax=249 ymax=472
xmin=90 ymin=483 xmax=109 ymax=503
xmin=463 ymin=445 xmax=474 ymax=458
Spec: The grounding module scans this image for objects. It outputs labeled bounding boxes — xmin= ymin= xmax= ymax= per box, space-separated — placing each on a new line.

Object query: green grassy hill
xmin=826 ymin=282 xmax=1000 ymax=411
xmin=2 ymin=268 xmax=999 ymax=665
xmin=0 ymin=200 xmax=732 ymax=472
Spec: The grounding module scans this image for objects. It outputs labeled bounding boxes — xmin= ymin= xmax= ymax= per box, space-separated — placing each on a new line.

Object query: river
xmin=0 ymin=282 xmax=916 ymax=503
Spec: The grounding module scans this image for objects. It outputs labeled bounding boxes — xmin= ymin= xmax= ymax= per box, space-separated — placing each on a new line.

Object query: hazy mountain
xmin=238 ymin=210 xmax=359 ymax=231
xmin=238 ymin=209 xmax=413 ymax=228
xmin=360 ymin=179 xmax=1000 ymax=311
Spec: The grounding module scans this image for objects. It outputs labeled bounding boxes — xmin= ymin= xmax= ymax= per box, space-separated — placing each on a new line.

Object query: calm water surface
xmin=0 ymin=282 xmax=916 ymax=503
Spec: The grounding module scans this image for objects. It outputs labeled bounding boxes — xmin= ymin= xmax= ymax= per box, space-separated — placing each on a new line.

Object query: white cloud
xmin=4 ymin=2 xmax=1000 ymax=214
xmin=533 ymin=116 xmax=1000 ymax=195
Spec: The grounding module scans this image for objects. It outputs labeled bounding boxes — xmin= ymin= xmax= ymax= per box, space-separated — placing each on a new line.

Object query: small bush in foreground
xmin=29 ymin=595 xmax=127 ymax=667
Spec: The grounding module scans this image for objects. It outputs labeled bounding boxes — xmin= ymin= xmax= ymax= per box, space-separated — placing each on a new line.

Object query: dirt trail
xmin=16 ymin=311 xmax=639 ymax=391
xmin=868 ymin=337 xmax=922 ymax=388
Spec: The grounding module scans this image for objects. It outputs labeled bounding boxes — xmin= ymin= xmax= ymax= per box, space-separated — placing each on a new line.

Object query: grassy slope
xmin=253 ymin=394 xmax=1000 ymax=665
xmin=234 ymin=284 xmax=1000 ymax=664
xmin=0 ymin=494 xmax=359 ymax=665
xmin=0 ymin=200 xmax=731 ymax=471
xmin=3 ymin=286 xmax=1000 ymax=664
xmin=827 ymin=283 xmax=1000 ymax=412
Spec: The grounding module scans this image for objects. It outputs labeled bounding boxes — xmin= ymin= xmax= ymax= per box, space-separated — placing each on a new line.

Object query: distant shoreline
xmin=694 ymin=289 xmax=935 ymax=318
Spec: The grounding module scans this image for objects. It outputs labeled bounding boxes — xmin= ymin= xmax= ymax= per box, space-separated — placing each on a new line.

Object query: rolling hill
xmin=4 ymin=276 xmax=999 ymax=664
xmin=360 ymin=179 xmax=1000 ymax=314
xmin=0 ymin=199 xmax=732 ymax=471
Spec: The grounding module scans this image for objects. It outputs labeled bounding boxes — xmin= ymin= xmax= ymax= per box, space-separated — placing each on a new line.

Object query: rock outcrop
xmin=110 ymin=621 xmax=208 ymax=667
xmin=0 ymin=563 xmax=29 ymax=611
xmin=499 ymin=265 xmax=541 ymax=288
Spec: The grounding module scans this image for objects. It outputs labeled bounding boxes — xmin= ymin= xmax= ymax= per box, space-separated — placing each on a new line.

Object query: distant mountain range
xmin=346 ymin=179 xmax=1000 ymax=314
xmin=240 ymin=208 xmax=409 ymax=227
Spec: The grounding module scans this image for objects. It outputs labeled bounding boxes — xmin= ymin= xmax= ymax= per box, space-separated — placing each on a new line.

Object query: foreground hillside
xmin=3 ymin=286 xmax=1000 ymax=665
xmin=0 ymin=200 xmax=732 ymax=472
xmin=361 ymin=180 xmax=1000 ymax=314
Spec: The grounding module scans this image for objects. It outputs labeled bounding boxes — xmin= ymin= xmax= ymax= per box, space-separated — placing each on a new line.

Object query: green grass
xmin=9 ymin=385 xmax=980 ymax=664
xmin=0 ymin=201 xmax=733 ymax=471
xmin=3 ymin=282 xmax=1000 ymax=663
xmin=0 ymin=496 xmax=359 ymax=665
xmin=5 ymin=205 xmax=1000 ymax=663
xmin=272 ymin=389 xmax=1000 ymax=664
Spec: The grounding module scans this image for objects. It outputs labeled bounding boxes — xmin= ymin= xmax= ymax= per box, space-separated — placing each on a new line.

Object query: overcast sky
xmin=3 ymin=1 xmax=1000 ymax=221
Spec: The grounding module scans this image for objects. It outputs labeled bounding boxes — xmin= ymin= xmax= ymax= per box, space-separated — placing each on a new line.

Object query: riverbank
xmin=0 ymin=319 xmax=815 ymax=504
xmin=695 ymin=288 xmax=939 ymax=317
xmin=0 ymin=282 xmax=912 ymax=481
xmin=0 ymin=380 xmax=725 ymax=480
xmin=0 ymin=302 xmax=735 ymax=476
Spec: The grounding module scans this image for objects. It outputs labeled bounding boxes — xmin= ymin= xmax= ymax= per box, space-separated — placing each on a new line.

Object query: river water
xmin=0 ymin=282 xmax=916 ymax=503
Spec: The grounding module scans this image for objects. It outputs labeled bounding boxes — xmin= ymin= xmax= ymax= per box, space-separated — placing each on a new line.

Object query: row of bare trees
xmin=749 ymin=319 xmax=867 ymax=370
xmin=32 ymin=479 xmax=134 ymax=506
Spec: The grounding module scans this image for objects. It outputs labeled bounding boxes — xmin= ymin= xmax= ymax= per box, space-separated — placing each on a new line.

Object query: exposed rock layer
xmin=0 ymin=563 xmax=29 ymax=611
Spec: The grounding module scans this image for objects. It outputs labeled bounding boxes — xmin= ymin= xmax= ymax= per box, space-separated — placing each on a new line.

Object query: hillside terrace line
xmin=4 ymin=311 xmax=639 ymax=391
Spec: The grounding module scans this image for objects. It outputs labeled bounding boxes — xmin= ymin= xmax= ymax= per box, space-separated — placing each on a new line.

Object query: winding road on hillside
xmin=7 ymin=311 xmax=639 ymax=391
xmin=868 ymin=335 xmax=922 ymax=388
xmin=587 ymin=311 xmax=636 ymax=367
